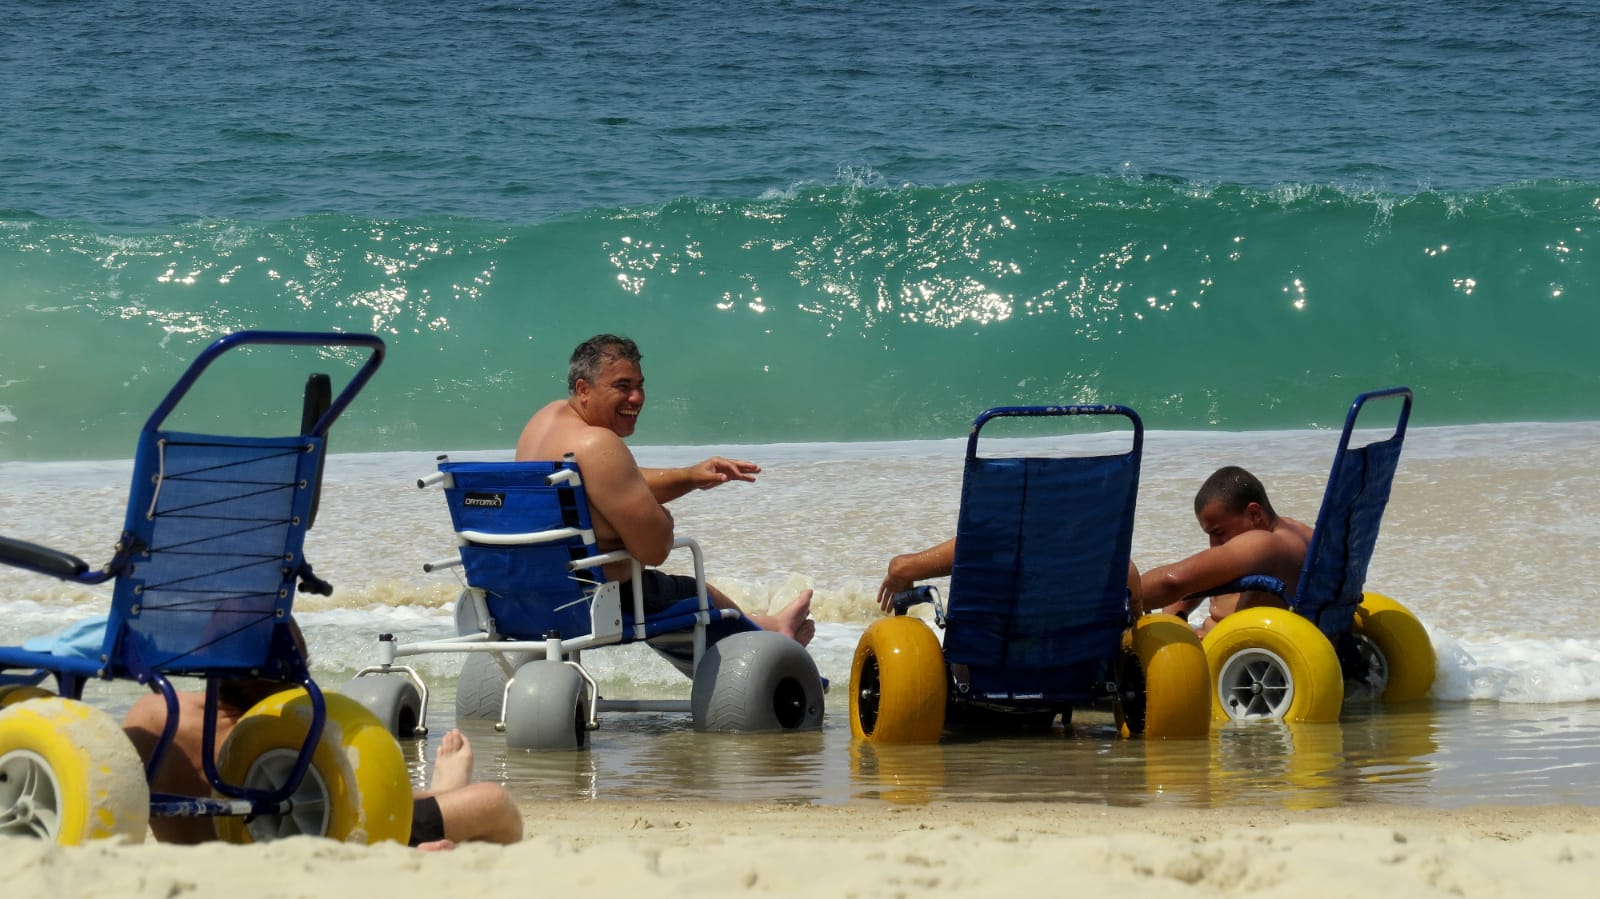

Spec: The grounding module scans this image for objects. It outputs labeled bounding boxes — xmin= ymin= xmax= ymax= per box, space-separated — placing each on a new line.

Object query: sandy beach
xmin=12 ymin=800 xmax=1600 ymax=897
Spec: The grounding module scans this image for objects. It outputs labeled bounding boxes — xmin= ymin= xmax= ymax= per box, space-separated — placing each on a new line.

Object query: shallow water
xmin=383 ymin=682 xmax=1600 ymax=811
xmin=59 ymin=665 xmax=1600 ymax=811
xmin=10 ymin=421 xmax=1600 ymax=811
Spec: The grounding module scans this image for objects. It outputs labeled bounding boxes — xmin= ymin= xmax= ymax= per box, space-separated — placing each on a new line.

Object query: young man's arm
xmin=1137 ymin=531 xmax=1279 ymax=615
xmin=876 ymin=538 xmax=956 ymax=612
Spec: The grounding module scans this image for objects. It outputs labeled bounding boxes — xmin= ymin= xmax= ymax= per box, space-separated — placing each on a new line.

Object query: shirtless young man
xmin=1137 ymin=466 xmax=1313 ymax=637
xmin=514 ymin=334 xmax=815 ymax=645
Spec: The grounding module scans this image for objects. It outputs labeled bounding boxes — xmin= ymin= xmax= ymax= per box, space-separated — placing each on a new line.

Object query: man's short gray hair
xmin=567 ymin=334 xmax=641 ymax=393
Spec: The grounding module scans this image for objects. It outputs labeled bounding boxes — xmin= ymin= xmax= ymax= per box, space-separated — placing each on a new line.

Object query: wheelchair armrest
xmin=573 ymin=536 xmax=705 ymax=573
xmin=1186 ymin=574 xmax=1287 ymax=601
xmin=0 ymin=535 xmax=90 ymax=580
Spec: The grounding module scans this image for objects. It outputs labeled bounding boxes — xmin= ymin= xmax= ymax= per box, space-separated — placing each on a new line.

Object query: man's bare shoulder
xmin=1278 ymin=516 xmax=1314 ymax=545
xmin=517 ymin=400 xmax=613 ymax=461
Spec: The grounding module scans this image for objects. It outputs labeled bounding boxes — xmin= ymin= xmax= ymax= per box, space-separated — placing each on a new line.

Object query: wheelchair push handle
xmin=966 ymin=403 xmax=1144 ymax=461
xmin=1337 ymin=386 xmax=1412 ymax=455
xmin=890 ymin=585 xmax=939 ymax=616
xmin=141 ymin=330 xmax=386 ymax=437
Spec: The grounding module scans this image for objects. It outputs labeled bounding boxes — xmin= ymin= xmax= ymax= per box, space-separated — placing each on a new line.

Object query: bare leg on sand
xmin=414 ymin=729 xmax=523 ymax=851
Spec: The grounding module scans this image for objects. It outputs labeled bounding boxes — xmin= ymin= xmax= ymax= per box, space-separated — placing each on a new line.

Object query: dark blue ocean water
xmin=3 ymin=0 xmax=1598 ymax=459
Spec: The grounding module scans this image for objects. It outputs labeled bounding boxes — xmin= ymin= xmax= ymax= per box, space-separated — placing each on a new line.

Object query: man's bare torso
xmin=1216 ymin=515 xmax=1313 ymax=617
xmin=515 ymin=399 xmax=632 ymax=577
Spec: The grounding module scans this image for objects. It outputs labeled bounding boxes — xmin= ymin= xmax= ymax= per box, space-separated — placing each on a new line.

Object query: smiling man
xmin=514 ymin=334 xmax=814 ymax=645
xmin=1137 ymin=466 xmax=1312 ymax=637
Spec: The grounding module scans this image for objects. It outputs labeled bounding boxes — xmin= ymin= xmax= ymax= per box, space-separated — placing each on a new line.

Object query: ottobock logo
xmin=463 ymin=491 xmax=505 ymax=508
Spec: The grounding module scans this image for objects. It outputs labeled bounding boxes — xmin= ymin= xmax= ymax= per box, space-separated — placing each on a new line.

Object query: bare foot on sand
xmin=430 ymin=728 xmax=474 ymax=792
xmin=755 ymin=589 xmax=815 ymax=646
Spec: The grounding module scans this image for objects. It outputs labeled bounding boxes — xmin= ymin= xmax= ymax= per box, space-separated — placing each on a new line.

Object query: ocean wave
xmin=4 ymin=176 xmax=1598 ymax=461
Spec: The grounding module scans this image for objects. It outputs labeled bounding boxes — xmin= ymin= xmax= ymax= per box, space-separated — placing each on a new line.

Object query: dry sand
xmin=11 ymin=800 xmax=1600 ymax=897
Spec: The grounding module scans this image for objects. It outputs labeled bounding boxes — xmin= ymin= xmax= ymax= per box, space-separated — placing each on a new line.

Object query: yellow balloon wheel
xmin=215 ymin=689 xmax=413 ymax=845
xmin=1354 ymin=592 xmax=1436 ymax=703
xmin=849 ymin=616 xmax=946 ymax=743
xmin=0 ymin=697 xmax=150 ymax=844
xmin=1204 ymin=608 xmax=1343 ymax=724
xmin=0 ymin=685 xmax=54 ymax=708
xmin=1119 ymin=613 xmax=1211 ymax=739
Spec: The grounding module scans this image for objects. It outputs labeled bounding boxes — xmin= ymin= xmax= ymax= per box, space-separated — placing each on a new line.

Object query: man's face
xmin=1196 ymin=499 xmax=1260 ymax=548
xmin=577 ymin=355 xmax=645 ymax=437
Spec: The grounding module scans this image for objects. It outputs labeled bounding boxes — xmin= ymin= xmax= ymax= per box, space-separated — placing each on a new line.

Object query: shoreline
xmin=13 ymin=800 xmax=1600 ymax=897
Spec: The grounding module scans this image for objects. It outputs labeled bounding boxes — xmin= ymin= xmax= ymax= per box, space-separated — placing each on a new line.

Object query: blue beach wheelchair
xmin=345 ymin=457 xmax=825 ymax=750
xmin=1200 ymin=387 xmax=1436 ymax=723
xmin=0 ymin=330 xmax=408 ymax=845
xmin=848 ymin=404 xmax=1212 ymax=744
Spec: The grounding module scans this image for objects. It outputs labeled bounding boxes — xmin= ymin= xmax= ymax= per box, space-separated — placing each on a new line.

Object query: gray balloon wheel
xmin=503 ymin=660 xmax=588 ymax=751
xmin=455 ymin=652 xmax=531 ymax=721
xmin=691 ymin=631 xmax=825 ymax=733
xmin=453 ymin=588 xmax=485 ymax=636
xmin=338 ymin=675 xmax=424 ymax=738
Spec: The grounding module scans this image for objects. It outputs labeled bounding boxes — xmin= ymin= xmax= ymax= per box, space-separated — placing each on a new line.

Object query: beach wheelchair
xmin=1201 ymin=387 xmax=1436 ymax=723
xmin=344 ymin=457 xmax=825 ymax=750
xmin=0 ymin=330 xmax=409 ymax=845
xmin=849 ymin=404 xmax=1212 ymax=744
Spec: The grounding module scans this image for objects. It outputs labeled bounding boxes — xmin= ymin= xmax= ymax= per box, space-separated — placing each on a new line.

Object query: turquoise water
xmin=4 ymin=1 xmax=1599 ymax=459
xmin=4 ymin=181 xmax=1598 ymax=460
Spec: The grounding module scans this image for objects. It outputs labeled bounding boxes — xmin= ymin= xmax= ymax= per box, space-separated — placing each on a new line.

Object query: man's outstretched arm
xmin=641 ymin=456 xmax=760 ymax=504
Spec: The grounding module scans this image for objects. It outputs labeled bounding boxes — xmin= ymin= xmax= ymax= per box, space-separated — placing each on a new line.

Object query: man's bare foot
xmin=416 ymin=839 xmax=458 ymax=851
xmin=755 ymin=589 xmax=815 ymax=646
xmin=430 ymin=728 xmax=474 ymax=792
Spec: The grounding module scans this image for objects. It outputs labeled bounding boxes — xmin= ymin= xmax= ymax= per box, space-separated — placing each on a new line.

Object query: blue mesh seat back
xmin=1294 ymin=435 xmax=1404 ymax=638
xmin=104 ymin=430 xmax=320 ymax=677
xmin=943 ymin=452 xmax=1137 ymax=695
xmin=440 ymin=461 xmax=601 ymax=640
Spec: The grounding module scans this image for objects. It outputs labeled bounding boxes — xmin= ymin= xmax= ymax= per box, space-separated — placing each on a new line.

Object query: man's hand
xmin=876 ymin=567 xmax=915 ymax=613
xmin=687 ymin=456 xmax=760 ymax=490
xmin=874 ymin=539 xmax=956 ymax=614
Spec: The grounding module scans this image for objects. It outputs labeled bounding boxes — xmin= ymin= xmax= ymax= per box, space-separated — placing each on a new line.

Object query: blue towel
xmin=20 ymin=615 xmax=107 ymax=659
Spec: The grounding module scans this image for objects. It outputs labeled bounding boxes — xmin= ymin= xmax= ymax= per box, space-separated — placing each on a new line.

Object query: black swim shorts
xmin=617 ymin=569 xmax=700 ymax=615
xmin=408 ymin=795 xmax=444 ymax=847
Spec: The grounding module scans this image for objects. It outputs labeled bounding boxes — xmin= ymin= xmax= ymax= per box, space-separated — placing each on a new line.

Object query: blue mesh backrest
xmin=1294 ymin=435 xmax=1404 ymax=636
xmin=943 ymin=452 xmax=1137 ymax=671
xmin=439 ymin=461 xmax=601 ymax=640
xmin=106 ymin=431 xmax=319 ymax=675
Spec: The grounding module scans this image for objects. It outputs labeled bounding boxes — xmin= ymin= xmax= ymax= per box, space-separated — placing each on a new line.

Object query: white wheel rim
xmin=0 ymin=749 xmax=63 ymax=840
xmin=1218 ymin=647 xmax=1296 ymax=720
xmin=240 ymin=748 xmax=331 ymax=842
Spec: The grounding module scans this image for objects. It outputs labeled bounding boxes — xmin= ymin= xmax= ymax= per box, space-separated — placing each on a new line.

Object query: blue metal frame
xmin=1292 ymin=386 xmax=1412 ymax=639
xmin=0 ymin=330 xmax=385 ymax=828
xmin=930 ymin=404 xmax=1145 ymax=717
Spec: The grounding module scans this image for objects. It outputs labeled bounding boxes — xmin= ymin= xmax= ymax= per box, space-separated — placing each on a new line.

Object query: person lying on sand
xmin=121 ymin=626 xmax=522 ymax=850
